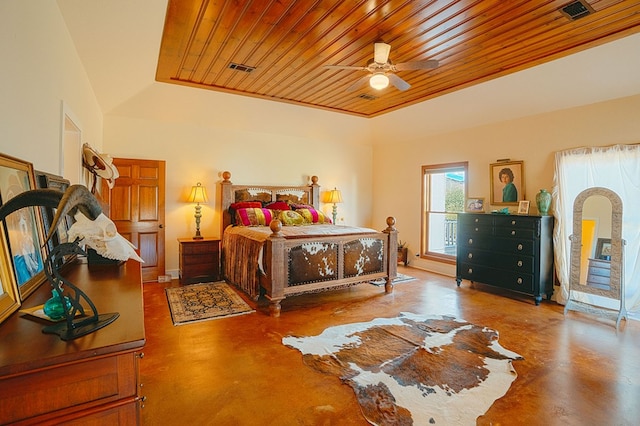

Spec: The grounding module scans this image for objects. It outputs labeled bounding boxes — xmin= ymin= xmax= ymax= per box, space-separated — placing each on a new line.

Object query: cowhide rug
xmin=283 ymin=312 xmax=522 ymax=425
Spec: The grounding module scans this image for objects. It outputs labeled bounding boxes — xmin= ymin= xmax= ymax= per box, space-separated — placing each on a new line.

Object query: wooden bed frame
xmin=220 ymin=171 xmax=398 ymax=317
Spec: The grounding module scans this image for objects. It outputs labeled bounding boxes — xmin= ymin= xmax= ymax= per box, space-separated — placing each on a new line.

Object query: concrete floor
xmin=140 ymin=267 xmax=640 ymax=425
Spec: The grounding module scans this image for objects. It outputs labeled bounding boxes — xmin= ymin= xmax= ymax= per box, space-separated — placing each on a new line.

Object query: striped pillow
xmin=296 ymin=208 xmax=330 ymax=224
xmin=235 ymin=208 xmax=274 ymax=226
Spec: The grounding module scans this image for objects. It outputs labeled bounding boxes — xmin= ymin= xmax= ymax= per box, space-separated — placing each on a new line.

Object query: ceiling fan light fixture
xmin=369 ymin=73 xmax=389 ymax=90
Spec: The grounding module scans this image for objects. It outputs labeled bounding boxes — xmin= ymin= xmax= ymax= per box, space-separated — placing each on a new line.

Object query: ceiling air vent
xmin=228 ymin=63 xmax=255 ymax=73
xmin=560 ymin=1 xmax=594 ymax=20
xmin=358 ymin=93 xmax=378 ymax=101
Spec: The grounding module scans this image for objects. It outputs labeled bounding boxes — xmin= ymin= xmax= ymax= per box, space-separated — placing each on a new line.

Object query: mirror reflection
xmin=579 ymin=195 xmax=612 ymax=287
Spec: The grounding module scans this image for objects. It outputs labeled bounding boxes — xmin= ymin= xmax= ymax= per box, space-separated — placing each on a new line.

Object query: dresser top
xmin=0 ymin=259 xmax=145 ymax=376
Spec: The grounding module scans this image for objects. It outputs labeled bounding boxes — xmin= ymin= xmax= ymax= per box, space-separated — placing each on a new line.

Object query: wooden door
xmin=103 ymin=158 xmax=166 ymax=283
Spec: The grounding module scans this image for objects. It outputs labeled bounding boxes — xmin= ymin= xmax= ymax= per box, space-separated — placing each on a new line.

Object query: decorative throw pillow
xmin=230 ymin=201 xmax=262 ymax=210
xmin=290 ymin=203 xmax=314 ymax=210
xmin=235 ymin=208 xmax=274 ymax=226
xmin=297 ymin=208 xmax=330 ymax=224
xmin=264 ymin=201 xmax=290 ymax=211
xmin=229 ymin=201 xmax=263 ymax=226
xmin=278 ymin=210 xmax=305 ymax=226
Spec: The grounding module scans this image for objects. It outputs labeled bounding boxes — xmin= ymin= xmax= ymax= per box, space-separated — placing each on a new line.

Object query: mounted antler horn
xmin=46 ymin=184 xmax=102 ymax=242
xmin=0 ymin=185 xmax=103 ymax=246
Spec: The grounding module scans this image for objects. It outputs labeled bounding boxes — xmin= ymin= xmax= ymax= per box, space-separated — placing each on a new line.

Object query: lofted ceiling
xmin=156 ymin=0 xmax=640 ymax=118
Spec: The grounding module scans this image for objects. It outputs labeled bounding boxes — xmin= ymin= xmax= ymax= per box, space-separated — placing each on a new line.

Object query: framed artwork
xmin=595 ymin=238 xmax=612 ymax=260
xmin=465 ymin=197 xmax=485 ymax=213
xmin=490 ymin=160 xmax=525 ymax=206
xmin=517 ymin=200 xmax=530 ymax=215
xmin=0 ymin=154 xmax=47 ymax=300
xmin=0 ymin=225 xmax=21 ymax=324
xmin=36 ymin=170 xmax=74 ymax=268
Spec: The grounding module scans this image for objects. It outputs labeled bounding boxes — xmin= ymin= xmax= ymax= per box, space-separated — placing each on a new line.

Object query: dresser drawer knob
xmin=517 ymin=260 xmax=523 ymax=267
xmin=474 ymin=227 xmax=479 ymax=232
xmin=468 ymin=238 xmax=473 ymax=245
xmin=511 ymin=220 xmax=516 ymax=225
xmin=474 ymin=218 xmax=479 ymax=223
xmin=517 ymin=278 xmax=523 ymax=285
xmin=517 ymin=244 xmax=523 ymax=251
xmin=467 ymin=268 xmax=473 ymax=274
xmin=468 ymin=253 xmax=473 ymax=259
xmin=511 ymin=230 xmax=516 ymax=236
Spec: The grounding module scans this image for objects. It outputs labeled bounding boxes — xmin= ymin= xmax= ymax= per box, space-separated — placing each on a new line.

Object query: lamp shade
xmin=327 ymin=188 xmax=343 ymax=204
xmin=369 ymin=73 xmax=389 ymax=90
xmin=187 ymin=182 xmax=208 ymax=204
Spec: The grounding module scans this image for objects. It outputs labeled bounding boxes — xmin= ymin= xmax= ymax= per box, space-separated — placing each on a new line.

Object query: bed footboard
xmin=263 ymin=217 xmax=398 ymax=317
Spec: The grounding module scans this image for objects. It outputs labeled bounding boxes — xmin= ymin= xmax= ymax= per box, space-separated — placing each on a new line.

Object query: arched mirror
xmin=565 ymin=187 xmax=627 ymax=329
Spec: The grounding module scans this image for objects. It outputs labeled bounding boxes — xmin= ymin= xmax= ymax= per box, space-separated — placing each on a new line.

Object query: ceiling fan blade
xmin=388 ymin=74 xmax=411 ymax=91
xmin=324 ymin=65 xmax=368 ymax=71
xmin=374 ymin=42 xmax=391 ymax=64
xmin=394 ymin=59 xmax=439 ymax=71
xmin=346 ymin=74 xmax=372 ymax=92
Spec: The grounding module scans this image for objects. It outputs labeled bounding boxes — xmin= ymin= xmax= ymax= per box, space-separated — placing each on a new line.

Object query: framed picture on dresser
xmin=0 ymin=225 xmax=20 ymax=324
xmin=0 ymin=154 xmax=47 ymax=300
xmin=35 ymin=170 xmax=75 ymax=268
xmin=490 ymin=160 xmax=525 ymax=206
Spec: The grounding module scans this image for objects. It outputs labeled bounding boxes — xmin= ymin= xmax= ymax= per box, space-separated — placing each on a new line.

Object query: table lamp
xmin=327 ymin=188 xmax=343 ymax=225
xmin=187 ymin=182 xmax=208 ymax=239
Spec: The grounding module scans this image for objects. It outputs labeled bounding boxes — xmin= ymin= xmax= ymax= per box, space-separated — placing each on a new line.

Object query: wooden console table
xmin=0 ymin=258 xmax=145 ymax=425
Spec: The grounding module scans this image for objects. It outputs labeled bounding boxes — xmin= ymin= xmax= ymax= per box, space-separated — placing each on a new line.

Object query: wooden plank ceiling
xmin=156 ymin=0 xmax=640 ymax=118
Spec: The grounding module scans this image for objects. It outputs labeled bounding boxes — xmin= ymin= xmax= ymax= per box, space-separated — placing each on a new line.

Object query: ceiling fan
xmin=324 ymin=42 xmax=439 ymax=92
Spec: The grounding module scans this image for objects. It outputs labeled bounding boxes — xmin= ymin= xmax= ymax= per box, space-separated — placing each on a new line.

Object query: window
xmin=421 ymin=162 xmax=468 ymax=264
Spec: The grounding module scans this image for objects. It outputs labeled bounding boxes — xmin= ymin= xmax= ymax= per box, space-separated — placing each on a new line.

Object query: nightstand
xmin=178 ymin=238 xmax=221 ymax=284
xmin=398 ymin=247 xmax=408 ymax=266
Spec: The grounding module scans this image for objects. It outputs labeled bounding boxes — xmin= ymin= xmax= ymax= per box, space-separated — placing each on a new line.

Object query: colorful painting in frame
xmin=0 ymin=225 xmax=21 ymax=324
xmin=490 ymin=160 xmax=525 ymax=206
xmin=0 ymin=154 xmax=47 ymax=300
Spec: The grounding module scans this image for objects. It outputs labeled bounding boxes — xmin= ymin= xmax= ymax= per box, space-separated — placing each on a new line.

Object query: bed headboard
xmin=220 ymin=171 xmax=321 ymax=231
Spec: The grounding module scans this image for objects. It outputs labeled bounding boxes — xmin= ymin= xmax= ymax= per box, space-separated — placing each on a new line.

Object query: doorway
xmin=101 ymin=158 xmax=166 ymax=283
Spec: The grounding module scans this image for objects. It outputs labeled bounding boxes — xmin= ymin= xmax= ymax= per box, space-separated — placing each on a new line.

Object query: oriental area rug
xmin=166 ymin=282 xmax=254 ymax=326
xmin=283 ymin=312 xmax=522 ymax=425
xmin=369 ymin=273 xmax=416 ymax=286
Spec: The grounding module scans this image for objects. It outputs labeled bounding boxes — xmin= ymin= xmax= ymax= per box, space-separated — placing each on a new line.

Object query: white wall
xmin=104 ymin=84 xmax=374 ymax=273
xmin=371 ymin=94 xmax=640 ymax=276
xmin=3 ymin=1 xmax=639 ymax=280
xmin=0 ymin=1 xmax=103 ymax=173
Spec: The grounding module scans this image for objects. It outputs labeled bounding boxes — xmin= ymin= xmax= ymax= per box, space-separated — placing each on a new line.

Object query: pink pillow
xmin=235 ymin=208 xmax=274 ymax=226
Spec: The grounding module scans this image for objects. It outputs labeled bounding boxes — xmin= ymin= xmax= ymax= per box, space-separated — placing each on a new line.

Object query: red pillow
xmin=230 ymin=201 xmax=262 ymax=210
xmin=264 ymin=201 xmax=290 ymax=211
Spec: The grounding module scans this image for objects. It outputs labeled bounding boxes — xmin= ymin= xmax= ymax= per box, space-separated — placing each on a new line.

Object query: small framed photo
xmin=517 ymin=200 xmax=530 ymax=215
xmin=465 ymin=197 xmax=485 ymax=213
xmin=490 ymin=160 xmax=525 ymax=206
xmin=595 ymin=238 xmax=612 ymax=260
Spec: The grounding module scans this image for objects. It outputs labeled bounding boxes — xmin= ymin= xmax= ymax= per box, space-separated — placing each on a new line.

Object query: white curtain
xmin=553 ymin=144 xmax=640 ymax=318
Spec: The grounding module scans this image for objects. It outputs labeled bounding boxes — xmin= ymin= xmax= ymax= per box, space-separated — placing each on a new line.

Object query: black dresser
xmin=456 ymin=213 xmax=554 ymax=304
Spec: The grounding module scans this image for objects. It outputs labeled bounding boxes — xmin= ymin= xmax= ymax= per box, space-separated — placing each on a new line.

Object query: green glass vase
xmin=43 ymin=290 xmax=72 ymax=320
xmin=536 ymin=189 xmax=552 ymax=215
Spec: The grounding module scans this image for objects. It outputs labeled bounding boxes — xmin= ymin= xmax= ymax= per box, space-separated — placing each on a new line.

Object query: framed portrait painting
xmin=490 ymin=160 xmax=525 ymax=206
xmin=0 ymin=154 xmax=47 ymax=300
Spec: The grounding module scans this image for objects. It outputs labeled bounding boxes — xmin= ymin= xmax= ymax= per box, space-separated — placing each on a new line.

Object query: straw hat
xmin=82 ymin=143 xmax=119 ymax=189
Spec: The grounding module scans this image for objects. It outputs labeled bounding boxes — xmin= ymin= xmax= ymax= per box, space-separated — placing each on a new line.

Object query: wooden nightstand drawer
xmin=178 ymin=238 xmax=221 ymax=284
xmin=181 ymin=240 xmax=219 ymax=255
